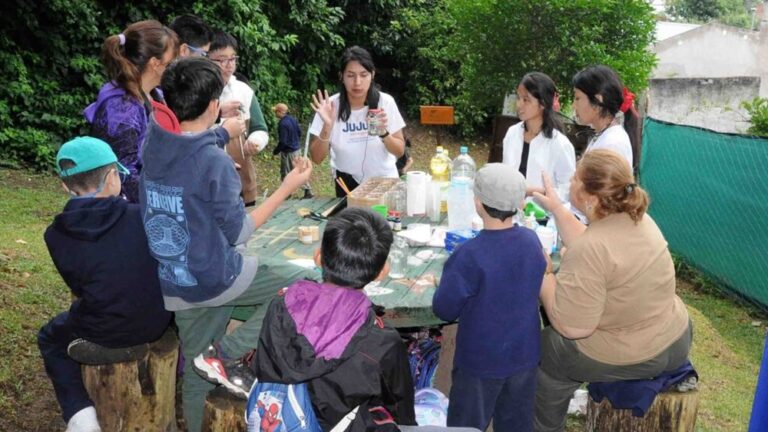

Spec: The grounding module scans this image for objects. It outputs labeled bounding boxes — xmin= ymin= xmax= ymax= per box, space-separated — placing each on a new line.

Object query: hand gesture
xmin=243 ymin=139 xmax=261 ymax=155
xmin=532 ymin=171 xmax=562 ymax=213
xmin=311 ymin=89 xmax=336 ymax=126
xmin=222 ymin=117 xmax=246 ymax=140
xmin=220 ymin=100 xmax=241 ymax=118
xmin=282 ymin=156 xmax=313 ymax=192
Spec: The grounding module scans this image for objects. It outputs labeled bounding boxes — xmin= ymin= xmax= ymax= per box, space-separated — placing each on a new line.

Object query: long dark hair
xmin=572 ymin=65 xmax=640 ymax=166
xmin=101 ymin=20 xmax=178 ymax=100
xmin=337 ymin=46 xmax=380 ymax=122
xmin=520 ymin=72 xmax=563 ymax=139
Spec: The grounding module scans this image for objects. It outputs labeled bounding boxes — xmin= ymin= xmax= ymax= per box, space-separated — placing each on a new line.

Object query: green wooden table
xmin=232 ymin=198 xmax=450 ymax=328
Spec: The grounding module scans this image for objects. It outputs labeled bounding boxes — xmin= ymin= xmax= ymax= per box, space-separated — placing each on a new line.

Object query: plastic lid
xmin=436 ymin=146 xmax=444 ymax=153
xmin=460 ymin=146 xmax=468 ymax=154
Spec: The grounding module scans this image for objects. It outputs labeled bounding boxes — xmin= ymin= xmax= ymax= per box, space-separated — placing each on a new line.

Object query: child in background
xmin=209 ymin=29 xmax=269 ymax=206
xmin=432 ymin=163 xmax=547 ymax=432
xmin=39 ymin=137 xmax=171 ymax=432
xmin=140 ymin=57 xmax=315 ymax=432
xmin=253 ymin=208 xmax=416 ymax=430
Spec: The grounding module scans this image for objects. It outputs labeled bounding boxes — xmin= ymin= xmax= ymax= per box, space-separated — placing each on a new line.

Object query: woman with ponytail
xmin=531 ymin=150 xmax=692 ymax=431
xmin=84 ymin=20 xmax=178 ymax=203
xmin=502 ymin=72 xmax=576 ymax=200
xmin=572 ymin=65 xmax=641 ymax=168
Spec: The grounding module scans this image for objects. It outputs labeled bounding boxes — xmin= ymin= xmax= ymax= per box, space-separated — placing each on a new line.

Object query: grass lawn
xmin=0 ymin=125 xmax=764 ymax=430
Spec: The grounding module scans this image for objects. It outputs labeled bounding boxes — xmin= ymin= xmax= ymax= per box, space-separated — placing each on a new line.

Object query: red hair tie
xmin=620 ymin=87 xmax=635 ymax=113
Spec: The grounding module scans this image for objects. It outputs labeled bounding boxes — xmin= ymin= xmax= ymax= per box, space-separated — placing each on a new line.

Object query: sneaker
xmin=193 ymin=345 xmax=255 ymax=399
xmin=66 ymin=406 xmax=101 ymax=432
xmin=302 ymin=190 xmax=315 ymax=199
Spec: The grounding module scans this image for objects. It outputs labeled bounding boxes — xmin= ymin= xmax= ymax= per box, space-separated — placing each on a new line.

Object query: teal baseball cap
xmin=56 ymin=136 xmax=129 ymax=178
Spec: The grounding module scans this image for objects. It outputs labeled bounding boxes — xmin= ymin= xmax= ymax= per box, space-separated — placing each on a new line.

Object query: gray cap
xmin=473 ymin=163 xmax=526 ymax=212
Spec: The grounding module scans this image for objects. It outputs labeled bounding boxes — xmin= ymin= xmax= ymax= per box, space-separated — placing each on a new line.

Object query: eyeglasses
xmin=187 ymin=45 xmax=208 ymax=57
xmin=210 ymin=56 xmax=238 ymax=67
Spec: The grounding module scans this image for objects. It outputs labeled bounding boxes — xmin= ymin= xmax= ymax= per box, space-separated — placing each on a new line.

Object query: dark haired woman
xmin=502 ymin=72 xmax=576 ymax=199
xmin=532 ymin=150 xmax=691 ymax=431
xmin=309 ymin=46 xmax=406 ymax=197
xmin=84 ymin=20 xmax=178 ymax=203
xmin=572 ymin=65 xmax=640 ymax=168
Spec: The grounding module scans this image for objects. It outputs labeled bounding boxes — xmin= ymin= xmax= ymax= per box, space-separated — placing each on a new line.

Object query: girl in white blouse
xmin=502 ymin=72 xmax=576 ymax=201
xmin=572 ymin=65 xmax=640 ymax=168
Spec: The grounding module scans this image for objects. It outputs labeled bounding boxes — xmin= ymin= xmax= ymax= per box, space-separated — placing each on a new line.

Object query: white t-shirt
xmin=219 ymin=76 xmax=253 ymax=121
xmin=502 ymin=122 xmax=576 ymax=201
xmin=309 ymin=92 xmax=405 ymax=182
xmin=585 ymin=125 xmax=632 ymax=166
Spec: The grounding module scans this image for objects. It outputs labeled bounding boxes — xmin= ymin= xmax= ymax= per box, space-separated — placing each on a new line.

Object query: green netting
xmin=640 ymin=118 xmax=768 ymax=308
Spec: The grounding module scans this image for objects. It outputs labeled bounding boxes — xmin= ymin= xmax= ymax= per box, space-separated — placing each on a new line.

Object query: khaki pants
xmin=534 ymin=321 xmax=692 ymax=432
xmin=226 ymin=134 xmax=258 ymax=204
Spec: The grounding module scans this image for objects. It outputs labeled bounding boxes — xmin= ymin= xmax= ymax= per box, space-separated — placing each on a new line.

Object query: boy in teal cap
xmin=38 ymin=137 xmax=171 ymax=432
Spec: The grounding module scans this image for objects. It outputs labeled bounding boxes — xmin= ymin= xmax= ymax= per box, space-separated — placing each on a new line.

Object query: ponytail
xmin=100 ymin=20 xmax=178 ymax=101
xmin=578 ymin=149 xmax=649 ymax=223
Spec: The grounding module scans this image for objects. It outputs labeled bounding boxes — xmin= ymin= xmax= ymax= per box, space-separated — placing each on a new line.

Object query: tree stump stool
xmin=585 ymin=388 xmax=700 ymax=432
xmin=201 ymin=386 xmax=247 ymax=432
xmin=73 ymin=328 xmax=179 ymax=431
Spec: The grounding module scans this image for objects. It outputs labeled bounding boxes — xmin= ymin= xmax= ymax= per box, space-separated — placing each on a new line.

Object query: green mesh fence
xmin=640 ymin=118 xmax=768 ymax=308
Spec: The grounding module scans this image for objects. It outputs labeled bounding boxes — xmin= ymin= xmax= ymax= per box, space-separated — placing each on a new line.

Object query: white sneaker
xmin=66 ymin=406 xmax=102 ymax=432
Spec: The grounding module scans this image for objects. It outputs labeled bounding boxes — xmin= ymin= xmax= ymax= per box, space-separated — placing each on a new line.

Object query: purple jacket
xmin=254 ymin=280 xmax=416 ymax=431
xmin=84 ymin=82 xmax=149 ymax=203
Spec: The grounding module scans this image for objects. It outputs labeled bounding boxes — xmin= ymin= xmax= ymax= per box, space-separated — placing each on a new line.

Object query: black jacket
xmin=44 ymin=196 xmax=171 ymax=347
xmin=253 ymin=280 xmax=416 ymax=431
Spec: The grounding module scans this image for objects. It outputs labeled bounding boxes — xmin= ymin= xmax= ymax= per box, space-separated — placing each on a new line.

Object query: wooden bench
xmin=71 ymin=328 xmax=179 ymax=431
xmin=585 ymin=388 xmax=700 ymax=431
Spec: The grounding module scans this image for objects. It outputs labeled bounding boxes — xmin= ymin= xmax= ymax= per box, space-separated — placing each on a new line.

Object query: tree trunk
xmin=81 ymin=329 xmax=179 ymax=432
xmin=201 ymin=386 xmax=247 ymax=432
xmin=585 ymin=389 xmax=700 ymax=432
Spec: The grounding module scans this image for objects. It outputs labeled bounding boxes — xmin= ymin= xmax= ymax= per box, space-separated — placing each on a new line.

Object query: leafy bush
xmin=741 ymin=97 xmax=768 ymax=137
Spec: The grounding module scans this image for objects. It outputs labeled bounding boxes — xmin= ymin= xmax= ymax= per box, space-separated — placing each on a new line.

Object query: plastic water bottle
xmin=447 ymin=146 xmax=477 ymax=230
xmin=452 ymin=146 xmax=476 ymax=181
xmin=429 ymin=146 xmax=451 ymax=213
xmin=388 ymin=235 xmax=408 ymax=279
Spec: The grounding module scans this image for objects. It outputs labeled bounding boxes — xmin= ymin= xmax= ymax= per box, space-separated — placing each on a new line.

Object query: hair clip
xmin=625 ymin=183 xmax=637 ymax=194
xmin=118 ymin=33 xmax=126 ymax=46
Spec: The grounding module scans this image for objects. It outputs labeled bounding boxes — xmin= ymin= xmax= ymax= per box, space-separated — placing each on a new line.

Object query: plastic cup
xmin=536 ymin=227 xmax=556 ymax=254
xmin=371 ymin=204 xmax=388 ymax=218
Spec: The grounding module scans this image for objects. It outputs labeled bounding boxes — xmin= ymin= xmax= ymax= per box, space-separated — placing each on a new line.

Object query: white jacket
xmin=502 ymin=122 xmax=576 ymax=201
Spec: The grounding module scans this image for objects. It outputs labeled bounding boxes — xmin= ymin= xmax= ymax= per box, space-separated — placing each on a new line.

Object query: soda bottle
xmin=429 ymin=146 xmax=451 ymax=213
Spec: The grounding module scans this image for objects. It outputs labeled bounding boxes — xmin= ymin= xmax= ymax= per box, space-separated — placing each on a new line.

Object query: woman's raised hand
xmin=532 ymin=171 xmax=561 ymax=213
xmin=311 ymin=89 xmax=335 ymax=126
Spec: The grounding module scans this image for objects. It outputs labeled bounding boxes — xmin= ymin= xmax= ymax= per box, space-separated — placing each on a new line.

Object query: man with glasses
xmin=210 ymin=29 xmax=269 ymax=207
xmin=170 ymin=14 xmax=212 ymax=58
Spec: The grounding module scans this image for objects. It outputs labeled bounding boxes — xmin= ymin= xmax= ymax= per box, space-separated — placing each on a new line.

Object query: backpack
xmin=246 ymin=381 xmax=361 ymax=432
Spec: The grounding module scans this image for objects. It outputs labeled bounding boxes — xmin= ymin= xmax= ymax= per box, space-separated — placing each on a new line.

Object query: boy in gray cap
xmin=432 ymin=163 xmax=547 ymax=432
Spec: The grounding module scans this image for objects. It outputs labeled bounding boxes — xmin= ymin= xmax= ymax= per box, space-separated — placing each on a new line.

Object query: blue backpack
xmin=246 ymin=381 xmax=322 ymax=432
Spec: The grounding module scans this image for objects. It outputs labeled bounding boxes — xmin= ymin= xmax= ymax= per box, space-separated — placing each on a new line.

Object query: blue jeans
xmin=38 ymin=311 xmax=92 ymax=422
xmin=447 ymin=367 xmax=537 ymax=432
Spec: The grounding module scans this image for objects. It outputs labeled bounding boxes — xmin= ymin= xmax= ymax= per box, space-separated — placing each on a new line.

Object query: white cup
xmin=536 ymin=227 xmax=556 ymax=254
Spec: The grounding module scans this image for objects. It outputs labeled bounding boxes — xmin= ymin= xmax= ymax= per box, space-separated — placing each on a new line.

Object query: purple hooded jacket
xmin=84 ymin=82 xmax=149 ymax=203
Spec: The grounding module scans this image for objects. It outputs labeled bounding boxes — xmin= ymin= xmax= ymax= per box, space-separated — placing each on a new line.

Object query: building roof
xmin=655 ymin=21 xmax=701 ymax=42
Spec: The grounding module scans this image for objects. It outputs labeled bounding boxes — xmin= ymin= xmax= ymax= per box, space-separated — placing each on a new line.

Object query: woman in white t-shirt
xmin=572 ymin=65 xmax=640 ymax=168
xmin=502 ymin=72 xmax=575 ymax=201
xmin=309 ymin=46 xmax=406 ymax=197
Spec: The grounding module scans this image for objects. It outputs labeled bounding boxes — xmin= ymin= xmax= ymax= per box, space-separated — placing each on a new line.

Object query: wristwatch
xmin=379 ymin=130 xmax=390 ymax=139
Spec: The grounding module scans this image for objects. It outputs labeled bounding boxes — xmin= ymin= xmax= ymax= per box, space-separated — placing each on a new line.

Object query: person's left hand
xmin=376 ymin=110 xmax=389 ymax=136
xmin=220 ymin=100 xmax=241 ymax=118
xmin=533 ymin=172 xmax=562 ymax=213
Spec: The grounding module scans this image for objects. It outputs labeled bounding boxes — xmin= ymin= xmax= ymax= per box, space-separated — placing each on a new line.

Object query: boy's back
xmin=255 ymin=280 xmax=416 ymax=430
xmin=46 ymin=196 xmax=171 ymax=346
xmin=433 ymin=227 xmax=545 ymax=377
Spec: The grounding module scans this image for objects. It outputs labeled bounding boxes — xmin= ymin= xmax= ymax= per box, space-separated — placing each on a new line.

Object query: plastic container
xmin=451 ymin=146 xmax=476 ymax=182
xmin=389 ymin=235 xmax=408 ymax=279
xmin=447 ymin=177 xmax=475 ymax=230
xmin=429 ymin=146 xmax=451 ymax=213
xmin=367 ymin=108 xmax=384 ymax=136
